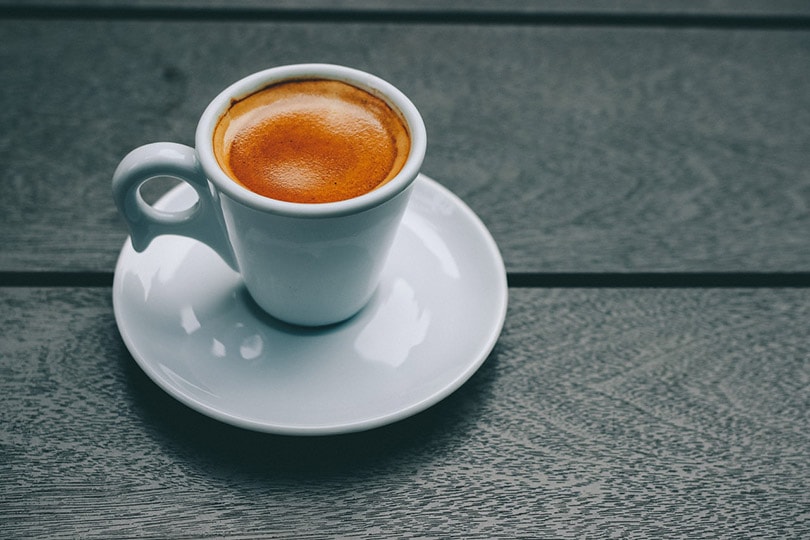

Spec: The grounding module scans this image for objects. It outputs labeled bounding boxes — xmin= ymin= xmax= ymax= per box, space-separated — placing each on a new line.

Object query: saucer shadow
xmin=120 ymin=332 xmax=502 ymax=480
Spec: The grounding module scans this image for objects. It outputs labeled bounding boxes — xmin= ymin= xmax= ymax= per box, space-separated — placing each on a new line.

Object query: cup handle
xmin=112 ymin=142 xmax=238 ymax=271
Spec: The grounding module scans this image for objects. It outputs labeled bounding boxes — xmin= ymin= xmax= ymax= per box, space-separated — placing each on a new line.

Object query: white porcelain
xmin=112 ymin=64 xmax=427 ymax=326
xmin=113 ymin=175 xmax=507 ymax=435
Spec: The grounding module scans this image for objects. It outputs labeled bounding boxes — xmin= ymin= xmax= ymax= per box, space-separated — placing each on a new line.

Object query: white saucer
xmin=113 ymin=174 xmax=507 ymax=435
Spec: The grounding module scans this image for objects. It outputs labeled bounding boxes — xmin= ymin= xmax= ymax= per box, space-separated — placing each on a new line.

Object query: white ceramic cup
xmin=112 ymin=64 xmax=427 ymax=326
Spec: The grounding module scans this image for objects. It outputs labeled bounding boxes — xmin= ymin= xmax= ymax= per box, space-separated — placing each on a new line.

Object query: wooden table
xmin=2 ymin=2 xmax=809 ymax=537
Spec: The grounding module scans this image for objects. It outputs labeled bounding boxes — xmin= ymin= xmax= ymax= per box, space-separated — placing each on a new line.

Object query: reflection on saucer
xmin=355 ymin=278 xmax=431 ymax=368
xmin=113 ymin=174 xmax=507 ymax=434
xmin=401 ymin=211 xmax=460 ymax=279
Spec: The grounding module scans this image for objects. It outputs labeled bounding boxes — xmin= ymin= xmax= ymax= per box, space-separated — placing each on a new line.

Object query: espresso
xmin=213 ymin=79 xmax=410 ymax=204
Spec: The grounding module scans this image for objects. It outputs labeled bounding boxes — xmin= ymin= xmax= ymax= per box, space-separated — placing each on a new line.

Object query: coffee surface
xmin=213 ymin=79 xmax=410 ymax=203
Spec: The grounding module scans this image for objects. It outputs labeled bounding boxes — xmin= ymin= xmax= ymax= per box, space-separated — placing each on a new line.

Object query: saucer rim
xmin=113 ymin=174 xmax=507 ymax=435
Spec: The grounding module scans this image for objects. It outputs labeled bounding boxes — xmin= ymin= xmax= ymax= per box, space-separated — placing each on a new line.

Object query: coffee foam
xmin=213 ymin=79 xmax=410 ymax=204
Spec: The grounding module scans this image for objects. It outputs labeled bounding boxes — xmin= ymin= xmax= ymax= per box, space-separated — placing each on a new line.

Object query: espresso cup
xmin=112 ymin=64 xmax=427 ymax=326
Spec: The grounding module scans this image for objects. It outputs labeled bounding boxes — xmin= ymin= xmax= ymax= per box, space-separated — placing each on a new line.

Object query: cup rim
xmin=196 ymin=63 xmax=427 ymax=218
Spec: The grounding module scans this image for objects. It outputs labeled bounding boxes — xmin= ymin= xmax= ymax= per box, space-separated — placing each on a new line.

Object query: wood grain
xmin=2 ymin=287 xmax=808 ymax=538
xmin=0 ymin=20 xmax=809 ymax=273
xmin=2 ymin=0 xmax=810 ymax=17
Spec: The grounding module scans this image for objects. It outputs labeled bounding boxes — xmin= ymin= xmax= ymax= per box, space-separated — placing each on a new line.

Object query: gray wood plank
xmin=1 ymin=20 xmax=809 ymax=272
xmin=1 ymin=287 xmax=808 ymax=537
xmin=3 ymin=0 xmax=810 ymax=17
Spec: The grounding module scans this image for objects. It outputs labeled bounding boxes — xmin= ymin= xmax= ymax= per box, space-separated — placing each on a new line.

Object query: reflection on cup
xmin=113 ymin=64 xmax=426 ymax=326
